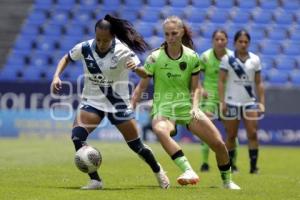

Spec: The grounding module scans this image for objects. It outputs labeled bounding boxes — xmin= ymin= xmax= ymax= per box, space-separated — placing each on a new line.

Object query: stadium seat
xmin=259 ymin=0 xmax=279 ymax=9
xmin=275 ymin=56 xmax=297 ymax=71
xmin=147 ymin=36 xmax=164 ymax=49
xmin=191 ymin=0 xmax=212 ymax=8
xmin=139 ymin=7 xmax=161 ymax=23
xmin=26 ymin=10 xmax=48 ymax=25
xmin=135 ymin=22 xmax=156 ymax=38
xmin=267 ymin=70 xmax=289 ymax=85
xmin=209 ymin=9 xmax=231 ymax=24
xmin=34 ymin=0 xmax=54 ymax=10
xmin=260 ymin=55 xmax=275 ymax=69
xmin=273 ymin=11 xmax=295 ymax=25
xmin=35 ymin=36 xmax=57 ymax=52
xmin=185 ymin=8 xmax=207 ymax=23
xmin=231 ymin=11 xmax=251 ymax=24
xmin=102 ymin=0 xmax=121 ymax=10
xmin=147 ymin=0 xmax=167 ymax=7
xmin=267 ymin=27 xmax=287 ymax=40
xmin=281 ymin=0 xmax=300 ymax=11
xmin=259 ymin=41 xmax=282 ymax=55
xmin=290 ymin=72 xmax=300 ymax=85
xmin=169 ymin=0 xmax=190 ymax=8
xmin=236 ymin=0 xmax=257 ymax=9
xmin=123 ymin=0 xmax=144 ymax=8
xmin=0 ymin=68 xmax=20 ymax=81
xmin=41 ymin=24 xmax=63 ymax=37
xmin=214 ymin=0 xmax=235 ymax=8
xmin=282 ymin=42 xmax=300 ymax=56
xmin=289 ymin=28 xmax=300 ymax=41
xmin=118 ymin=8 xmax=139 ymax=22
xmin=252 ymin=11 xmax=274 ymax=24
xmin=161 ymin=7 xmax=186 ymax=19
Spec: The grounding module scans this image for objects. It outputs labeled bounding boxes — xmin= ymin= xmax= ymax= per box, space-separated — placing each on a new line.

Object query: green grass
xmin=0 ymin=138 xmax=299 ymax=200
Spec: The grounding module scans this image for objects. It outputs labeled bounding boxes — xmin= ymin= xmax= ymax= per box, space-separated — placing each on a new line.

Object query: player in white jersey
xmin=51 ymin=14 xmax=169 ymax=190
xmin=219 ymin=30 xmax=265 ymax=174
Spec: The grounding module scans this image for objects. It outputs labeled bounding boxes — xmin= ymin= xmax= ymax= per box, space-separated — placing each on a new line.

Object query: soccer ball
xmin=74 ymin=145 xmax=102 ymax=173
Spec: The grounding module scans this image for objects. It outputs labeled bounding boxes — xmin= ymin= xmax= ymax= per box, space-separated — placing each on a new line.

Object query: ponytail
xmin=182 ymin=24 xmax=194 ymax=50
xmin=95 ymin=14 xmax=150 ymax=53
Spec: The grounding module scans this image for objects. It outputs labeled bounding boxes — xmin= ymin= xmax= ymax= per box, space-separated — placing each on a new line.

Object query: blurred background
xmin=0 ymin=0 xmax=299 ymax=146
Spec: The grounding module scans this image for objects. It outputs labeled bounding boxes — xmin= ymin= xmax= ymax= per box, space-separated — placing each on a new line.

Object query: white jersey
xmin=220 ymin=51 xmax=262 ymax=106
xmin=68 ymin=38 xmax=140 ymax=113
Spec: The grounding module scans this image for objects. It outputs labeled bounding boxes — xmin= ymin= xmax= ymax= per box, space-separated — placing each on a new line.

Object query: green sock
xmin=232 ymin=138 xmax=239 ymax=166
xmin=174 ymin=156 xmax=192 ymax=172
xmin=220 ymin=169 xmax=232 ymax=184
xmin=201 ymin=142 xmax=209 ymax=164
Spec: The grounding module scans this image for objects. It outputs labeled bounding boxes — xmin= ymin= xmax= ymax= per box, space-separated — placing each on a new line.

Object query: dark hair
xmin=234 ymin=29 xmax=251 ymax=42
xmin=182 ymin=24 xmax=194 ymax=50
xmin=212 ymin=29 xmax=228 ymax=39
xmin=94 ymin=14 xmax=150 ymax=53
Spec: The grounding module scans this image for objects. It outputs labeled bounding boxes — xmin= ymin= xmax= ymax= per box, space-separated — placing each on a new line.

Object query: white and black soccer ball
xmin=74 ymin=145 xmax=102 ymax=173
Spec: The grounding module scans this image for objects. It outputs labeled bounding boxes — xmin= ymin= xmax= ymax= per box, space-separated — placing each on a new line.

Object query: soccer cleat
xmin=200 ymin=163 xmax=210 ymax=172
xmin=223 ymin=181 xmax=241 ymax=190
xmin=155 ymin=164 xmax=170 ymax=189
xmin=81 ymin=179 xmax=103 ymax=190
xmin=250 ymin=167 xmax=259 ymax=174
xmin=231 ymin=165 xmax=239 ymax=173
xmin=177 ymin=169 xmax=199 ymax=185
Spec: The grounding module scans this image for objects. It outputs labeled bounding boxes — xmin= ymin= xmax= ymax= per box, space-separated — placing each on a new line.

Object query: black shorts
xmin=223 ymin=103 xmax=259 ymax=120
xmin=80 ymin=104 xmax=135 ymax=125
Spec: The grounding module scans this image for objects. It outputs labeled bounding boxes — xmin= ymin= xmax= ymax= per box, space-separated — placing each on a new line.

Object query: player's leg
xmin=231 ymin=138 xmax=239 ymax=173
xmin=152 ymin=116 xmax=199 ymax=185
xmin=114 ymin=116 xmax=169 ymax=189
xmin=243 ymin=109 xmax=259 ymax=174
xmin=200 ymin=142 xmax=210 ymax=171
xmin=188 ymin=114 xmax=240 ymax=189
xmin=72 ymin=105 xmax=103 ymax=189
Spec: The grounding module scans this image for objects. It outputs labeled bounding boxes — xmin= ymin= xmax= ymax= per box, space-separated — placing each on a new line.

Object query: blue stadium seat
xmin=191 ymin=0 xmax=212 ymax=8
xmin=50 ymin=10 xmax=69 ymax=25
xmin=78 ymin=0 xmax=99 ymax=10
xmin=282 ymin=42 xmax=300 ymax=56
xmin=118 ymin=8 xmax=139 ymax=22
xmin=260 ymin=55 xmax=275 ymax=69
xmin=123 ymin=0 xmax=144 ymax=8
xmin=102 ymin=0 xmax=121 ymax=10
xmin=26 ymin=10 xmax=48 ymax=25
xmin=30 ymin=51 xmax=51 ymax=68
xmin=267 ymin=28 xmax=287 ymax=40
xmin=147 ymin=36 xmax=164 ymax=49
xmin=273 ymin=11 xmax=295 ymax=25
xmin=289 ymin=28 xmax=300 ymax=41
xmin=237 ymin=0 xmax=257 ymax=9
xmin=41 ymin=24 xmax=63 ymax=36
xmin=22 ymin=67 xmax=44 ymax=81
xmin=147 ymin=0 xmax=167 ymax=7
xmin=34 ymin=0 xmax=54 ymax=10
xmin=169 ymin=0 xmax=190 ymax=8
xmin=259 ymin=0 xmax=279 ymax=9
xmin=195 ymin=38 xmax=211 ymax=53
xmin=231 ymin=11 xmax=251 ymax=24
xmin=249 ymin=29 xmax=266 ymax=41
xmin=214 ymin=0 xmax=235 ymax=8
xmin=185 ymin=8 xmax=207 ymax=23
xmin=267 ymin=70 xmax=289 ymax=85
xmin=135 ymin=22 xmax=156 ymax=38
xmin=35 ymin=36 xmax=57 ymax=51
xmin=20 ymin=23 xmax=40 ymax=36
xmin=290 ymin=72 xmax=300 ymax=86
xmin=139 ymin=7 xmax=161 ymax=22
xmin=56 ymin=0 xmax=77 ymax=6
xmin=281 ymin=0 xmax=300 ymax=11
xmin=252 ymin=11 xmax=274 ymax=24
xmin=209 ymin=9 xmax=231 ymax=24
xmin=0 ymin=68 xmax=20 ymax=81
xmin=259 ymin=41 xmax=282 ymax=55
xmin=161 ymin=7 xmax=186 ymax=19
xmin=71 ymin=12 xmax=93 ymax=25
xmin=275 ymin=56 xmax=297 ymax=71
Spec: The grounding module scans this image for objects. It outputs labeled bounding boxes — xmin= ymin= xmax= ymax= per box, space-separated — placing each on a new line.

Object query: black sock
xmin=71 ymin=126 xmax=101 ymax=181
xmin=218 ymin=162 xmax=231 ymax=171
xmin=127 ymin=138 xmax=160 ymax=173
xmin=249 ymin=149 xmax=258 ymax=170
xmin=171 ymin=150 xmax=184 ymax=160
xmin=228 ymin=149 xmax=236 ymax=166
xmin=71 ymin=126 xmax=89 ymax=151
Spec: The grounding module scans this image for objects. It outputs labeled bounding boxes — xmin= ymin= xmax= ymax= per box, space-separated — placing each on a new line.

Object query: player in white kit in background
xmin=51 ymin=14 xmax=169 ymax=190
xmin=219 ymin=30 xmax=265 ymax=174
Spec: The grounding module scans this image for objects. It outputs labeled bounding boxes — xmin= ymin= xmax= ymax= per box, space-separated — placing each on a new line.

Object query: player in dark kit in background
xmin=51 ymin=14 xmax=169 ymax=190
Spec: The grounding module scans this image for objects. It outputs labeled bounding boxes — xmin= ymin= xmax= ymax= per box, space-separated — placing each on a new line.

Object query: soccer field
xmin=0 ymin=138 xmax=299 ymax=200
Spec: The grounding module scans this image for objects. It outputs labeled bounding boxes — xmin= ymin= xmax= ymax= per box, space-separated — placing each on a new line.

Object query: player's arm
xmin=131 ymin=77 xmax=150 ymax=109
xmin=190 ymin=74 xmax=202 ymax=119
xmin=51 ymin=54 xmax=71 ymax=94
xmin=255 ymin=72 xmax=265 ymax=113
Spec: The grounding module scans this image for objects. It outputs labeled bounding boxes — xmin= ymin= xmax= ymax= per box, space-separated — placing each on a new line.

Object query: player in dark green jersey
xmin=199 ymin=30 xmax=239 ymax=173
xmin=130 ymin=16 xmax=240 ymax=189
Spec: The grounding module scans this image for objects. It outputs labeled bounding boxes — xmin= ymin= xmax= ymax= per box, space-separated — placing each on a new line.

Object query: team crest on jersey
xmin=85 ymin=54 xmax=94 ymax=61
xmin=110 ymin=55 xmax=118 ymax=69
xmin=179 ymin=62 xmax=187 ymax=71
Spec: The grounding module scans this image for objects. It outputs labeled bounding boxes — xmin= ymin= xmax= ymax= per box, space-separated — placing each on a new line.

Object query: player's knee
xmin=210 ymin=140 xmax=226 ymax=153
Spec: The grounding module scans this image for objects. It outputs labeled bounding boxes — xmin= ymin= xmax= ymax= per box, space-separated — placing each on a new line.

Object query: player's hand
xmin=51 ymin=76 xmax=62 ymax=94
xmin=190 ymin=107 xmax=202 ymax=121
xmin=221 ymin=101 xmax=227 ymax=115
xmin=258 ymin=103 xmax=265 ymax=116
xmin=126 ymin=59 xmax=137 ymax=71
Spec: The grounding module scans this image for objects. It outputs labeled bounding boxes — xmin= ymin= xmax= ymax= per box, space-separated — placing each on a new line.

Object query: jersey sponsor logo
xmin=179 ymin=62 xmax=187 ymax=71
xmin=167 ymin=72 xmax=181 ymax=78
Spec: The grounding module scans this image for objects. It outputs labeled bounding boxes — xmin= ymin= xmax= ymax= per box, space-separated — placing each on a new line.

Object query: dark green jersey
xmin=144 ymin=45 xmax=201 ymax=124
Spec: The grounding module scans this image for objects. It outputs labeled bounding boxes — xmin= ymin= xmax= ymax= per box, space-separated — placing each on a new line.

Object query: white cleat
xmin=81 ymin=179 xmax=103 ymax=190
xmin=223 ymin=181 xmax=241 ymax=190
xmin=155 ymin=164 xmax=170 ymax=189
xmin=177 ymin=169 xmax=199 ymax=186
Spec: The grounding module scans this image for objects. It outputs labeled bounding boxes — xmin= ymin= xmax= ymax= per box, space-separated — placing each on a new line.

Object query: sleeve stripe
xmin=68 ymin=53 xmax=75 ymax=62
